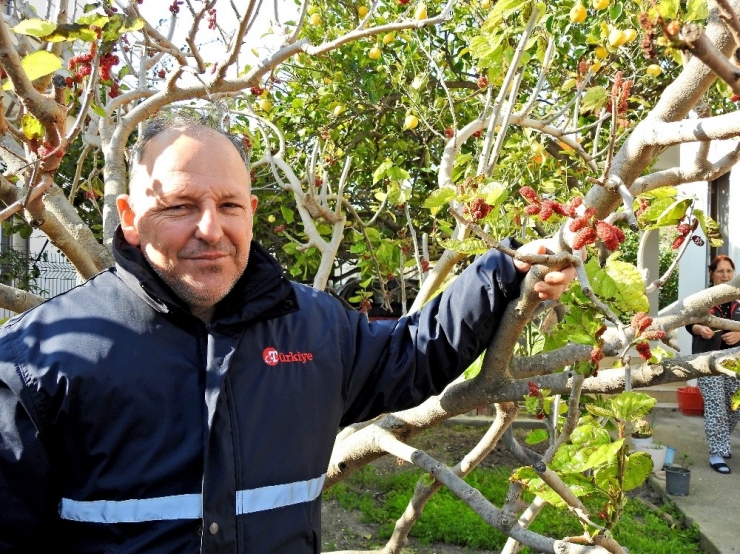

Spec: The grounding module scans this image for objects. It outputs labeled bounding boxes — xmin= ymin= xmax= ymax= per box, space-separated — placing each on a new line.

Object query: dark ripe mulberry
xmin=692 ymin=235 xmax=705 ymax=246
xmin=635 ymin=342 xmax=652 ymax=360
xmin=536 ymin=412 xmax=545 ymax=420
xmin=572 ymin=226 xmax=597 ymax=250
xmin=444 ymin=127 xmax=454 ymax=138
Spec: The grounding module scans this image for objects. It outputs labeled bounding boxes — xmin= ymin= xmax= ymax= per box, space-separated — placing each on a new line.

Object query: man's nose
xmin=195 ymin=206 xmax=224 ymax=244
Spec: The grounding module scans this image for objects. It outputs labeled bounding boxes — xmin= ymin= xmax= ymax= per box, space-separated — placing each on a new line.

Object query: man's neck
xmin=191 ymin=305 xmax=216 ymax=323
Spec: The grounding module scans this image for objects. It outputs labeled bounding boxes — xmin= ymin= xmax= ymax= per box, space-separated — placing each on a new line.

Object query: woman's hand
xmin=692 ymin=324 xmax=716 ymax=339
xmin=721 ymin=331 xmax=740 ymax=346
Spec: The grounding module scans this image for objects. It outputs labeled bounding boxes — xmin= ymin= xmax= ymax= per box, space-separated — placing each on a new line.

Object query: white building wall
xmin=676 ymin=139 xmax=740 ymax=354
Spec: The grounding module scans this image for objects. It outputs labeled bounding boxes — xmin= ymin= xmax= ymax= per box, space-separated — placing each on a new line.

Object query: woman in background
xmin=687 ymin=255 xmax=740 ymax=474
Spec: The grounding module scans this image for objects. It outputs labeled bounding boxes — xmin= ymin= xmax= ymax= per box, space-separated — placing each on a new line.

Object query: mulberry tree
xmin=1 ymin=0 xmax=740 ymax=552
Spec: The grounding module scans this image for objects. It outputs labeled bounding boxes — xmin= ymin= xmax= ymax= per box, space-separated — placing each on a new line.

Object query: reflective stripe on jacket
xmin=0 ymin=229 xmax=522 ymax=553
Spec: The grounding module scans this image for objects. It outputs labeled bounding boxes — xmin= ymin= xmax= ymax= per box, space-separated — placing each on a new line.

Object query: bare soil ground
xmin=320 ymin=421 xmax=664 ymax=554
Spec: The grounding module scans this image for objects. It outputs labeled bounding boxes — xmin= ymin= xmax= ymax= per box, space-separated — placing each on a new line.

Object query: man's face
xmin=117 ymin=128 xmax=258 ymax=319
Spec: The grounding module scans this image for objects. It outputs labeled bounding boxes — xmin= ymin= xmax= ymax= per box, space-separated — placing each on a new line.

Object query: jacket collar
xmin=112 ymin=227 xmax=298 ymax=326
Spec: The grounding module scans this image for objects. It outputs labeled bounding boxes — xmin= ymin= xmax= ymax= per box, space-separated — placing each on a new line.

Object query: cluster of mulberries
xmin=631 ymin=312 xmax=667 ymax=361
xmin=595 ymin=220 xmax=626 ymax=250
xmin=527 ymin=381 xmax=545 ymax=419
xmin=587 ymin=324 xmax=608 ymax=376
xmin=635 ymin=342 xmax=652 ymax=360
xmin=66 ymin=44 xmax=120 ymax=98
xmin=519 ymin=187 xmax=582 ymax=222
xmin=98 ymin=52 xmax=120 ymax=82
xmin=250 ymin=85 xmax=266 ymax=96
xmin=631 ymin=312 xmax=652 ymax=334
xmin=464 ymin=197 xmax=492 ymax=221
xmin=610 ymin=71 xmax=633 ymax=128
xmin=169 ymin=0 xmax=183 ymax=14
xmin=568 ymin=207 xmax=625 ymax=251
xmin=672 ymin=218 xmax=703 ymax=249
xmin=639 ymin=12 xmax=657 ymax=59
xmin=636 ymin=197 xmax=650 ymax=217
xmin=207 ymin=8 xmax=217 ymax=30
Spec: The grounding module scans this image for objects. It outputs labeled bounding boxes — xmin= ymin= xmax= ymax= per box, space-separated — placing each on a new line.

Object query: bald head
xmin=117 ymin=122 xmax=258 ymax=322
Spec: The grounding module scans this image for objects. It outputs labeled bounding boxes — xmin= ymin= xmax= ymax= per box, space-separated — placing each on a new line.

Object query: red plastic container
xmin=677 ymin=386 xmax=704 ymax=416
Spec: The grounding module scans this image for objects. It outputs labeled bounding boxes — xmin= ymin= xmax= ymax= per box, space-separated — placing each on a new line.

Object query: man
xmin=0 ymin=114 xmax=574 ymax=553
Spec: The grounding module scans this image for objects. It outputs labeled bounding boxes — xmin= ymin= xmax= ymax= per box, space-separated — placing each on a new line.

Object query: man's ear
xmin=250 ymin=195 xmax=259 ymax=215
xmin=116 ymin=195 xmax=140 ymax=246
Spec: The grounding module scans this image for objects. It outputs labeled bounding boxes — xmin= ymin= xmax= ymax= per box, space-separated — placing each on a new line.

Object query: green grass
xmin=324 ymin=465 xmax=702 ymax=553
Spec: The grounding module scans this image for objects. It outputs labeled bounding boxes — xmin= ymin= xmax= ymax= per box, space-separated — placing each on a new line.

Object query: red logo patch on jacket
xmin=262 ymin=347 xmax=314 ymax=366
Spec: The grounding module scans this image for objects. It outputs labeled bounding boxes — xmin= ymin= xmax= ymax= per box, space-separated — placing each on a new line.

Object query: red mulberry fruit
xmin=572 ymin=227 xmax=597 ymax=250
xmin=519 ymin=186 xmax=540 ymax=203
xmin=635 ymin=342 xmax=652 ymax=360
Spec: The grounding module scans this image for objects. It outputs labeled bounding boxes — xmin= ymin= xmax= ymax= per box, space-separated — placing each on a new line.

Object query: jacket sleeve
xmin=0 ymin=326 xmax=60 ymax=552
xmin=339 ymin=242 xmax=523 ymax=425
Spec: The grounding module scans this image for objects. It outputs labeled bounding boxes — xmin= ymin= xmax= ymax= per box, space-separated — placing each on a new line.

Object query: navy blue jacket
xmin=0 ymin=230 xmax=522 ymax=553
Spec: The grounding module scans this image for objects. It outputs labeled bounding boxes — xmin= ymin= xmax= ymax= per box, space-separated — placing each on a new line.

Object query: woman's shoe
xmin=710 ymin=462 xmax=731 ymax=474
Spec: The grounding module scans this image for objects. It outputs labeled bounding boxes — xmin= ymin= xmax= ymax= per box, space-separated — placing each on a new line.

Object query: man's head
xmin=117 ymin=114 xmax=258 ymax=321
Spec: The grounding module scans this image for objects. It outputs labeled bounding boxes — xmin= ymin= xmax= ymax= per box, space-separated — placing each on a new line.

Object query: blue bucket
xmin=664 ymin=446 xmax=676 ymax=465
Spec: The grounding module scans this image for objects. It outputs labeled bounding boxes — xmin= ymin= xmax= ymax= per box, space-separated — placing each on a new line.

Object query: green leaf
xmin=90 ymin=102 xmax=107 ymax=118
xmin=438 ymin=237 xmax=489 ymax=255
xmin=570 ymin=423 xmax=612 ymax=446
xmin=584 ymin=439 xmax=624 ymax=469
xmin=482 ymin=182 xmax=508 ymax=206
xmin=733 ymin=388 xmax=740 ymax=411
xmin=3 ymin=51 xmax=62 ymax=90
xmin=423 ymin=188 xmax=456 ymax=211
xmin=593 ymin=454 xmax=650 ymax=493
xmin=20 ymin=114 xmax=44 ymax=139
xmin=486 ymin=0 xmax=528 ymax=27
xmin=584 ymin=405 xmax=615 ymax=419
xmin=42 ymin=22 xmax=97 ymax=42
xmin=280 ymin=206 xmax=295 ymax=224
xmin=463 ymin=352 xmax=484 ymax=379
xmin=12 ymin=18 xmax=57 ymax=37
xmin=686 ymin=0 xmax=708 ymax=20
xmin=386 ymin=166 xmax=410 ymax=182
xmin=657 ymin=0 xmax=680 ymax=19
xmin=525 ymin=428 xmax=549 ymax=444
xmin=654 ymin=198 xmax=691 ymax=227
xmin=720 ymin=358 xmax=740 ymax=374
xmin=623 ymin=452 xmax=653 ymax=490
xmin=694 ymin=209 xmax=723 ymax=247
xmin=372 ymin=159 xmax=393 ymax=184
xmin=608 ymin=391 xmax=656 ymax=422
xmin=580 ymin=87 xmax=608 ymax=114
xmin=587 ymin=256 xmax=649 ymax=315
